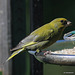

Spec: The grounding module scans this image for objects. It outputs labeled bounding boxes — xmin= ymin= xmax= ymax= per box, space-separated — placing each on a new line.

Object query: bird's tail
xmin=6 ymin=48 xmax=24 ymax=62
xmin=6 ymin=41 xmax=37 ymax=62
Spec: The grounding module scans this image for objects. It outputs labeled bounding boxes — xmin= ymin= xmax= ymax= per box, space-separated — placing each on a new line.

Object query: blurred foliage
xmin=0 ymin=72 xmax=2 ymax=75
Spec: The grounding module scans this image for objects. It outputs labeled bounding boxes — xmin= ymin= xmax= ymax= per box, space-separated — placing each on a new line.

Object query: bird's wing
xmin=10 ymin=35 xmax=37 ymax=51
xmin=11 ymin=29 xmax=54 ymax=51
xmin=32 ymin=29 xmax=54 ymax=42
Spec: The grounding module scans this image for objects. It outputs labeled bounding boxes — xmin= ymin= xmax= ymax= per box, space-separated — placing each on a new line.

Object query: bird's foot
xmin=35 ymin=49 xmax=41 ymax=55
xmin=35 ymin=50 xmax=51 ymax=56
xmin=43 ymin=51 xmax=51 ymax=55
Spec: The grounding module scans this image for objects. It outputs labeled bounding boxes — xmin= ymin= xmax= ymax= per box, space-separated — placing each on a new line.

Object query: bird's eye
xmin=60 ymin=20 xmax=64 ymax=23
xmin=60 ymin=20 xmax=67 ymax=25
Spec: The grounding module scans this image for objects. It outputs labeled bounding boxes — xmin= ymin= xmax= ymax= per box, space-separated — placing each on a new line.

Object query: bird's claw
xmin=44 ymin=51 xmax=51 ymax=55
xmin=35 ymin=50 xmax=51 ymax=56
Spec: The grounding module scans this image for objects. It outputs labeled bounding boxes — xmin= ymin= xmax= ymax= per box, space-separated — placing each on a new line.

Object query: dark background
xmin=43 ymin=1 xmax=75 ymax=75
xmin=10 ymin=0 xmax=75 ymax=75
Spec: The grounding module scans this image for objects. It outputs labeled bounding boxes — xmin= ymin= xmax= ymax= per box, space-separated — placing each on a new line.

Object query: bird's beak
xmin=66 ymin=21 xmax=72 ymax=26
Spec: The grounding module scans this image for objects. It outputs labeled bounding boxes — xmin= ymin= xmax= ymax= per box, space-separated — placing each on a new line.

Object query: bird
xmin=6 ymin=18 xmax=72 ymax=61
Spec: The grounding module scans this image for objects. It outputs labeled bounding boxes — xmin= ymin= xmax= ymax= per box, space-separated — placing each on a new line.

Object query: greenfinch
xmin=6 ymin=18 xmax=71 ymax=61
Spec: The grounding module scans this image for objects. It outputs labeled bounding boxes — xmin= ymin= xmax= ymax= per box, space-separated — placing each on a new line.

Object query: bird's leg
xmin=35 ymin=49 xmax=41 ymax=55
xmin=36 ymin=49 xmax=40 ymax=53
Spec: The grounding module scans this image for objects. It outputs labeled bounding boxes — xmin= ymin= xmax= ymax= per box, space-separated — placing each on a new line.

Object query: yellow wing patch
xmin=22 ymin=41 xmax=37 ymax=47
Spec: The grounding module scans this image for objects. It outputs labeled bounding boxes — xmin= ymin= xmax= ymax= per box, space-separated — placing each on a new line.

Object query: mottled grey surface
xmin=0 ymin=0 xmax=11 ymax=75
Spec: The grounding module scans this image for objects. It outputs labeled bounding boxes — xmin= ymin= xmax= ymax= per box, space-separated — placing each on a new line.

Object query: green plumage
xmin=6 ymin=18 xmax=71 ymax=61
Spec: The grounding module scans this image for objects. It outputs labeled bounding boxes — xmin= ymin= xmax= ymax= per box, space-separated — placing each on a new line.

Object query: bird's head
xmin=50 ymin=18 xmax=72 ymax=30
